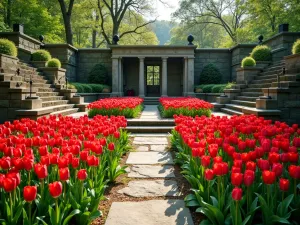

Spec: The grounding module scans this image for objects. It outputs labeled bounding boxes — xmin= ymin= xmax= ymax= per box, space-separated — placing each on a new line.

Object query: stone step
xmin=0 ymin=74 xmax=23 ymax=82
xmin=17 ymin=64 xmax=37 ymax=72
xmin=36 ymin=92 xmax=60 ymax=97
xmin=235 ymin=96 xmax=257 ymax=102
xmin=221 ymin=108 xmax=243 ymax=116
xmin=225 ymin=104 xmax=247 ymax=112
xmin=259 ymin=69 xmax=282 ymax=76
xmin=126 ymin=126 xmax=174 ymax=133
xmin=243 ymin=107 xmax=281 ymax=117
xmin=231 ymin=100 xmax=256 ymax=107
xmin=16 ymin=104 xmax=76 ymax=117
xmin=243 ymin=88 xmax=262 ymax=93
xmin=40 ymin=96 xmax=65 ymax=101
xmin=42 ymin=100 xmax=69 ymax=107
xmin=0 ymin=81 xmax=25 ymax=88
xmin=127 ymin=119 xmax=175 ymax=126
xmin=32 ymin=83 xmax=52 ymax=88
xmin=252 ymin=78 xmax=277 ymax=84
xmin=248 ymin=83 xmax=271 ymax=88
xmin=265 ymin=65 xmax=284 ymax=72
xmin=254 ymin=74 xmax=278 ymax=81
xmin=38 ymin=87 xmax=57 ymax=92
xmin=50 ymin=108 xmax=79 ymax=116
xmin=240 ymin=92 xmax=261 ymax=97
xmin=271 ymin=60 xmax=285 ymax=66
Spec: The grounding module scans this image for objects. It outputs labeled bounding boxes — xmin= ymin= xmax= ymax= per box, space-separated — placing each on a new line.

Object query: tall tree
xmin=96 ymin=0 xmax=156 ymax=45
xmin=58 ymin=0 xmax=75 ymax=45
xmin=173 ymin=0 xmax=247 ymax=44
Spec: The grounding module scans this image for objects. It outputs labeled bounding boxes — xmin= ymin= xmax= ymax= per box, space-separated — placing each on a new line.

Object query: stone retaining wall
xmin=195 ymin=93 xmax=220 ymax=103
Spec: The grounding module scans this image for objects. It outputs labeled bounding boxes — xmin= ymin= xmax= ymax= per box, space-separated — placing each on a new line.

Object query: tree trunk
xmin=92 ymin=30 xmax=97 ymax=48
xmin=58 ymin=0 xmax=74 ymax=46
xmin=6 ymin=0 xmax=12 ymax=27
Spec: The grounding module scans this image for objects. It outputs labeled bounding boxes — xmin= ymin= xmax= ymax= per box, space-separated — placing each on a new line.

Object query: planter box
xmin=0 ymin=53 xmax=18 ymax=73
xmin=236 ymin=67 xmax=261 ymax=84
xmin=39 ymin=67 xmax=66 ymax=84
xmin=284 ymin=54 xmax=300 ymax=74
xmin=31 ymin=61 xmax=47 ymax=68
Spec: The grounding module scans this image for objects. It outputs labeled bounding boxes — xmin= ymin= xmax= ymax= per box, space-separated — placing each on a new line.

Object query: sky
xmin=153 ymin=0 xmax=180 ymax=21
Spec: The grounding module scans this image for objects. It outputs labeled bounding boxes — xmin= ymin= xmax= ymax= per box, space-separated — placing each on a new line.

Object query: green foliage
xmin=242 ymin=57 xmax=256 ymax=67
xmin=250 ymin=45 xmax=272 ymax=61
xmin=195 ymin=83 xmax=234 ymax=93
xmin=158 ymin=104 xmax=211 ymax=118
xmin=70 ymin=83 xmax=111 ymax=93
xmin=47 ymin=58 xmax=61 ymax=68
xmin=0 ymin=39 xmax=17 ymax=57
xmin=88 ymin=105 xmax=143 ymax=118
xmin=199 ymin=64 xmax=222 ymax=84
xmin=31 ymin=50 xmax=51 ymax=61
xmin=292 ymin=39 xmax=300 ymax=54
xmin=88 ymin=63 xmax=109 ymax=85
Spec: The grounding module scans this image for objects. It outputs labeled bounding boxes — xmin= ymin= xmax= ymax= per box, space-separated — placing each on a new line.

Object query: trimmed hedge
xmin=88 ymin=63 xmax=109 ymax=84
xmin=47 ymin=58 xmax=61 ymax=68
xmin=292 ymin=39 xmax=300 ymax=54
xmin=250 ymin=45 xmax=272 ymax=61
xmin=32 ymin=50 xmax=51 ymax=61
xmin=241 ymin=57 xmax=256 ymax=67
xmin=195 ymin=83 xmax=234 ymax=93
xmin=70 ymin=82 xmax=111 ymax=93
xmin=199 ymin=64 xmax=222 ymax=84
xmin=0 ymin=38 xmax=17 ymax=57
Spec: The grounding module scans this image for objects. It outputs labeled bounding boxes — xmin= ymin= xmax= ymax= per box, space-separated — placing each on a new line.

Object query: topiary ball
xmin=241 ymin=57 xmax=256 ymax=67
xmin=292 ymin=39 xmax=300 ymax=54
xmin=250 ymin=45 xmax=272 ymax=61
xmin=31 ymin=50 xmax=51 ymax=61
xmin=47 ymin=58 xmax=61 ymax=68
xmin=199 ymin=64 xmax=222 ymax=84
xmin=0 ymin=39 xmax=17 ymax=57
xmin=88 ymin=63 xmax=109 ymax=84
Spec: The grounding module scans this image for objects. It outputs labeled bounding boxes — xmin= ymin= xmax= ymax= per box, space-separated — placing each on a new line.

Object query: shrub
xmin=88 ymin=63 xmax=109 ymax=84
xmin=212 ymin=84 xmax=226 ymax=93
xmin=199 ymin=64 xmax=222 ymax=84
xmin=292 ymin=39 xmax=300 ymax=54
xmin=31 ymin=50 xmax=51 ymax=61
xmin=202 ymin=84 xmax=215 ymax=93
xmin=195 ymin=82 xmax=235 ymax=93
xmin=250 ymin=45 xmax=272 ymax=61
xmin=0 ymin=39 xmax=17 ymax=57
xmin=70 ymin=83 xmax=111 ymax=93
xmin=242 ymin=57 xmax=256 ymax=67
xmin=47 ymin=58 xmax=61 ymax=68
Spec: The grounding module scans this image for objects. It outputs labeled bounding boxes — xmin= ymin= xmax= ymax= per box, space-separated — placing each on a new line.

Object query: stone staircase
xmin=221 ymin=61 xmax=285 ymax=117
xmin=144 ymin=97 xmax=160 ymax=105
xmin=0 ymin=60 xmax=80 ymax=120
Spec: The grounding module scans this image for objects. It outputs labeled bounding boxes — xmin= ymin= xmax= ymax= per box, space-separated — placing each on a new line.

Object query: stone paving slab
xmin=135 ymin=145 xmax=149 ymax=151
xmin=128 ymin=165 xmax=175 ymax=178
xmin=150 ymin=145 xmax=168 ymax=152
xmin=105 ymin=200 xmax=194 ymax=225
xmin=117 ymin=180 xmax=180 ymax=197
xmin=126 ymin=152 xmax=174 ymax=165
xmin=133 ymin=137 xmax=168 ymax=145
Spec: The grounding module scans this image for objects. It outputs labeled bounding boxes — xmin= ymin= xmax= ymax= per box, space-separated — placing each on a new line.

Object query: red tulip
xmin=114 ymin=131 xmax=120 ymax=139
xmin=12 ymin=157 xmax=24 ymax=170
xmin=279 ymin=178 xmax=290 ymax=192
xmin=77 ymin=169 xmax=88 ymax=180
xmin=71 ymin=157 xmax=79 ymax=168
xmin=289 ymin=165 xmax=300 ymax=179
xmin=3 ymin=177 xmax=16 ymax=192
xmin=6 ymin=172 xmax=20 ymax=186
xmin=59 ymin=168 xmax=70 ymax=181
xmin=38 ymin=146 xmax=48 ymax=156
xmin=49 ymin=181 xmax=62 ymax=198
xmin=34 ymin=163 xmax=48 ymax=179
xmin=213 ymin=156 xmax=223 ymax=163
xmin=108 ymin=143 xmax=115 ymax=151
xmin=23 ymin=186 xmax=37 ymax=202
xmin=231 ymin=166 xmax=241 ymax=173
xmin=58 ymin=157 xmax=68 ymax=168
xmin=268 ymin=152 xmax=280 ymax=164
xmin=0 ymin=157 xmax=11 ymax=170
xmin=100 ymin=138 xmax=106 ymax=146
xmin=262 ymin=170 xmax=276 ymax=185
xmin=49 ymin=154 xmax=59 ymax=165
xmin=40 ymin=155 xmax=50 ymax=166
xmin=244 ymin=170 xmax=255 ymax=186
xmin=87 ymin=155 xmax=99 ymax=167
xmin=288 ymin=152 xmax=299 ymax=163
xmin=232 ymin=187 xmax=242 ymax=201
xmin=231 ymin=173 xmax=243 ymax=186
xmin=0 ymin=173 xmax=5 ymax=188
xmin=213 ymin=162 xmax=228 ymax=176
xmin=272 ymin=163 xmax=283 ymax=177
xmin=257 ymin=159 xmax=270 ymax=171
xmin=204 ymin=169 xmax=214 ymax=180
xmin=246 ymin=161 xmax=256 ymax=171
xmin=80 ymin=151 xmax=89 ymax=161
xmin=23 ymin=157 xmax=34 ymax=171
xmin=201 ymin=156 xmax=211 ymax=168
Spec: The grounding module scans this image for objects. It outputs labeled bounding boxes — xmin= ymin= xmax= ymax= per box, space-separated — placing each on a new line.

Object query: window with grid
xmin=147 ymin=66 xmax=160 ymax=85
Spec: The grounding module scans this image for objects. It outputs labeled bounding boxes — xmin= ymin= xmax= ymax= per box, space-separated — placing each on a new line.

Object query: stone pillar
xmin=111 ymin=56 xmax=120 ymax=96
xmin=162 ymin=57 xmax=168 ymax=96
xmin=139 ymin=57 xmax=145 ymax=97
xmin=118 ymin=57 xmax=123 ymax=96
xmin=187 ymin=57 xmax=195 ymax=96
xmin=183 ymin=57 xmax=188 ymax=96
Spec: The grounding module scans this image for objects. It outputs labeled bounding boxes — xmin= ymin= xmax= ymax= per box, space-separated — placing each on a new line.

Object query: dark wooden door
xmin=146 ymin=65 xmax=160 ymax=96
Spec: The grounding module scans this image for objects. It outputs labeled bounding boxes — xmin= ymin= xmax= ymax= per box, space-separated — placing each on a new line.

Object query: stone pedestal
xmin=59 ymin=89 xmax=77 ymax=99
xmin=31 ymin=61 xmax=47 ymax=68
xmin=224 ymin=89 xmax=241 ymax=99
xmin=256 ymin=99 xmax=278 ymax=110
xmin=21 ymin=98 xmax=42 ymax=109
xmin=216 ymin=96 xmax=230 ymax=104
xmin=0 ymin=54 xmax=18 ymax=73
xmin=284 ymin=54 xmax=300 ymax=74
xmin=262 ymin=88 xmax=290 ymax=107
xmin=70 ymin=95 xmax=84 ymax=104
xmin=40 ymin=67 xmax=66 ymax=84
xmin=236 ymin=67 xmax=261 ymax=85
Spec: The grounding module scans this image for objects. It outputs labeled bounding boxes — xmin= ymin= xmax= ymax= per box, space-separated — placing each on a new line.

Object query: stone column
xmin=118 ymin=57 xmax=123 ymax=96
xmin=139 ymin=57 xmax=145 ymax=97
xmin=187 ymin=57 xmax=195 ymax=96
xmin=183 ymin=57 xmax=188 ymax=96
xmin=111 ymin=56 xmax=120 ymax=96
xmin=162 ymin=57 xmax=168 ymax=96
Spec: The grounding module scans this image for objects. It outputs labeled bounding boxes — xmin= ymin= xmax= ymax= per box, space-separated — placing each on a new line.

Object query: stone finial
xmin=187 ymin=34 xmax=194 ymax=45
xmin=113 ymin=35 xmax=120 ymax=45
xmin=258 ymin=35 xmax=264 ymax=45
xmin=13 ymin=24 xmax=24 ymax=33
xmin=39 ymin=35 xmax=45 ymax=43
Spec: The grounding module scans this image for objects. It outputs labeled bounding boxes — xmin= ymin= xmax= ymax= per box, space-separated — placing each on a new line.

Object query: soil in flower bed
xmin=158 ymin=97 xmax=213 ymax=118
xmin=88 ymin=97 xmax=144 ymax=118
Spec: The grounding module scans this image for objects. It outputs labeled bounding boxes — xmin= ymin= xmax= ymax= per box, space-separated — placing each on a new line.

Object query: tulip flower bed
xmin=0 ymin=115 xmax=130 ymax=225
xmin=87 ymin=97 xmax=144 ymax=118
xmin=158 ymin=97 xmax=213 ymax=118
xmin=171 ymin=115 xmax=300 ymax=225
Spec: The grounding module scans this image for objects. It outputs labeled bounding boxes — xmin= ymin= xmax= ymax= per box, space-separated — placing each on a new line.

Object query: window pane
xmin=147 ymin=66 xmax=153 ymax=72
xmin=154 ymin=73 xmax=160 ymax=85
xmin=147 ymin=74 xmax=153 ymax=85
xmin=154 ymin=66 xmax=159 ymax=73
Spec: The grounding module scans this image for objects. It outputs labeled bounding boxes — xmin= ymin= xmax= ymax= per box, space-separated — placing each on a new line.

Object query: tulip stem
xmin=29 ymin=202 xmax=32 ymax=225
xmin=294 ymin=179 xmax=297 ymax=202
xmin=55 ymin=198 xmax=59 ymax=225
xmin=207 ymin=181 xmax=210 ymax=203
xmin=217 ymin=176 xmax=221 ymax=209
xmin=28 ymin=171 xmax=31 ymax=185
xmin=267 ymin=185 xmax=271 ymax=207
xmin=235 ymin=201 xmax=238 ymax=225
xmin=63 ymin=182 xmax=66 ymax=203
xmin=9 ymin=192 xmax=13 ymax=222
xmin=281 ymin=192 xmax=284 ymax=216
